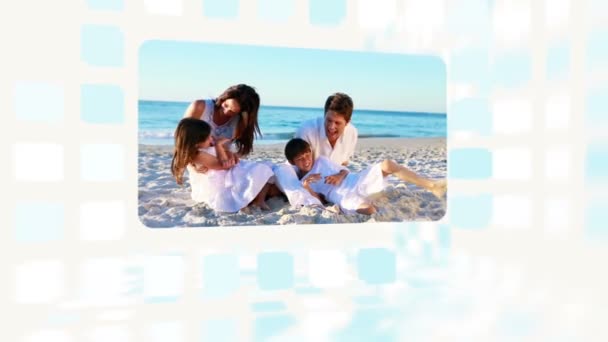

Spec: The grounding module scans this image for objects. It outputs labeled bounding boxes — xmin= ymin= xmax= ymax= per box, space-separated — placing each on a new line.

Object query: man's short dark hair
xmin=324 ymin=92 xmax=354 ymax=122
xmin=285 ymin=138 xmax=311 ymax=163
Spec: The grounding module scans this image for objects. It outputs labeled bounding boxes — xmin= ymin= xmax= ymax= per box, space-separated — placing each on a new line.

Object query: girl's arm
xmin=213 ymin=137 xmax=237 ymax=168
xmin=191 ymin=150 xmax=233 ymax=171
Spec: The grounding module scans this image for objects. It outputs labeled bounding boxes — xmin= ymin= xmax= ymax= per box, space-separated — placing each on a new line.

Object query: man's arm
xmin=302 ymin=173 xmax=323 ymax=203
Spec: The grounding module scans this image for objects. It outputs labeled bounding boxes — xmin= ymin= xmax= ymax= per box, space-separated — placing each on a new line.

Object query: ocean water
xmin=139 ymin=100 xmax=447 ymax=145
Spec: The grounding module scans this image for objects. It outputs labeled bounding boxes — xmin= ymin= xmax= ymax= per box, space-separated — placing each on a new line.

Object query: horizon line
xmin=138 ymin=99 xmax=446 ymax=115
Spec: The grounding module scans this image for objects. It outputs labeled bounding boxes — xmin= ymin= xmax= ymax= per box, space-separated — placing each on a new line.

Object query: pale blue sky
xmin=139 ymin=41 xmax=446 ymax=113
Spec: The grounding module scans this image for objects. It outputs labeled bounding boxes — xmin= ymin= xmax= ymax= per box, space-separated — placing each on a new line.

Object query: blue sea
xmin=139 ymin=100 xmax=446 ymax=145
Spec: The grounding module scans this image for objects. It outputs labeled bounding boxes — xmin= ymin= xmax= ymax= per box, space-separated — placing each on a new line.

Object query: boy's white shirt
xmin=295 ymin=117 xmax=358 ymax=166
xmin=302 ymin=156 xmax=349 ymax=198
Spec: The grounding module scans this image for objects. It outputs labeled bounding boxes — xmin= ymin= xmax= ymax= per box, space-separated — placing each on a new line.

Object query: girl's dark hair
xmin=285 ymin=138 xmax=312 ymax=164
xmin=171 ymin=118 xmax=212 ymax=185
xmin=215 ymin=84 xmax=261 ymax=156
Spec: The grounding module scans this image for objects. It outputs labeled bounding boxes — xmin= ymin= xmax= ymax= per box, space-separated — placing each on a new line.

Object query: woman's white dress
xmin=186 ymin=99 xmax=273 ymax=213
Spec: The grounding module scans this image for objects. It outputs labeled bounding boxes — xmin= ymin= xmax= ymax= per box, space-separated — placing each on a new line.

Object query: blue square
xmin=547 ymin=44 xmax=570 ymax=80
xmin=492 ymin=52 xmax=532 ymax=88
xmin=585 ymin=144 xmax=608 ymax=181
xmin=203 ymin=0 xmax=239 ymax=19
xmin=449 ymin=148 xmax=492 ymax=179
xmin=357 ymin=248 xmax=396 ymax=285
xmin=258 ymin=0 xmax=294 ymax=21
xmin=202 ymin=254 xmax=239 ymax=298
xmin=257 ymin=252 xmax=294 ymax=290
xmin=81 ymin=25 xmax=124 ymax=67
xmin=449 ymin=194 xmax=493 ymax=229
xmin=14 ymin=202 xmax=64 ymax=243
xmin=254 ymin=315 xmax=295 ymax=342
xmin=438 ymin=224 xmax=450 ymax=249
xmin=202 ymin=319 xmax=237 ymax=342
xmin=450 ymin=46 xmax=490 ymax=84
xmin=81 ymin=84 xmax=124 ymax=124
xmin=86 ymin=0 xmax=124 ymax=11
xmin=449 ymin=98 xmax=492 ymax=135
xmin=14 ymin=82 xmax=64 ymax=122
xmin=586 ymin=201 xmax=608 ymax=241
xmin=586 ymin=85 xmax=608 ymax=126
xmin=587 ymin=30 xmax=608 ymax=68
xmin=309 ymin=0 xmax=346 ymax=26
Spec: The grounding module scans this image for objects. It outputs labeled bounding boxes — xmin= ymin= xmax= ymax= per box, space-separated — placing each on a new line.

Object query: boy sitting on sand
xmin=284 ymin=138 xmax=447 ymax=215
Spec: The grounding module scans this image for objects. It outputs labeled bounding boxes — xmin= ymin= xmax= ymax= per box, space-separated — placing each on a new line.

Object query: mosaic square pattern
xmin=3 ymin=0 xmax=608 ymax=341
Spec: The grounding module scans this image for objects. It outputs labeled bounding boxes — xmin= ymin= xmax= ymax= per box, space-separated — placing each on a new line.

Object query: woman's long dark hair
xmin=171 ymin=118 xmax=212 ymax=185
xmin=215 ymin=84 xmax=261 ymax=156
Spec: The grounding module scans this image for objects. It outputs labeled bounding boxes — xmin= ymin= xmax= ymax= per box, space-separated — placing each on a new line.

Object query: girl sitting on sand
xmin=171 ymin=118 xmax=280 ymax=212
xmin=284 ymin=138 xmax=447 ymax=215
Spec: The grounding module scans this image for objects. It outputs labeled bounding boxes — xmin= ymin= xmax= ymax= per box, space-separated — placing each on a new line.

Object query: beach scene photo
xmin=138 ymin=42 xmax=447 ymax=227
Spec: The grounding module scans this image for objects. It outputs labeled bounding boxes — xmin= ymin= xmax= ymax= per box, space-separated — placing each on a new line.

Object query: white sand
xmin=138 ymin=138 xmax=447 ymax=227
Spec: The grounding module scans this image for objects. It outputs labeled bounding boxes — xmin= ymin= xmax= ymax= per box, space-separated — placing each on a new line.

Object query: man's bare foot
xmin=430 ymin=179 xmax=447 ymax=199
xmin=356 ymin=203 xmax=377 ymax=215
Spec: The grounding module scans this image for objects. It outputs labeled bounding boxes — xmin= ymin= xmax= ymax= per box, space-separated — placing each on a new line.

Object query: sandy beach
xmin=138 ymin=138 xmax=447 ymax=227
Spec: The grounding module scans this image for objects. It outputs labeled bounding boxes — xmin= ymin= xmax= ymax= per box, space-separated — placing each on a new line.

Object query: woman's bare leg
xmin=265 ymin=184 xmax=283 ymax=199
xmin=252 ymin=182 xmax=271 ymax=210
xmin=380 ymin=159 xmax=447 ymax=199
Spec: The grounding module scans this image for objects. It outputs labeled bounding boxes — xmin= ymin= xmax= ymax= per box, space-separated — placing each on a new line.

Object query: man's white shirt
xmin=295 ymin=117 xmax=358 ymax=165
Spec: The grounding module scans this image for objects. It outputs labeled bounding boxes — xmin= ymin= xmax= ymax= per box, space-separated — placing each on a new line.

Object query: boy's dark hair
xmin=324 ymin=92 xmax=354 ymax=122
xmin=285 ymin=138 xmax=311 ymax=163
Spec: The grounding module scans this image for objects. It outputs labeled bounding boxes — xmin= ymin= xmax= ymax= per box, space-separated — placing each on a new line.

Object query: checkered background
xmin=2 ymin=0 xmax=607 ymax=340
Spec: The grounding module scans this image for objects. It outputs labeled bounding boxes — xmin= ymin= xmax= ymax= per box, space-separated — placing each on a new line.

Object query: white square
xmin=25 ymin=330 xmax=73 ymax=342
xmin=144 ymin=0 xmax=182 ymax=16
xmin=14 ymin=143 xmax=64 ymax=182
xmin=418 ymin=222 xmax=438 ymax=242
xmin=544 ymin=197 xmax=571 ymax=237
xmin=358 ymin=0 xmax=397 ymax=30
xmin=143 ymin=255 xmax=184 ymax=299
xmin=545 ymin=89 xmax=571 ymax=130
xmin=308 ymin=250 xmax=348 ymax=288
xmin=15 ymin=260 xmax=65 ymax=304
xmin=492 ymin=96 xmax=532 ymax=135
xmin=492 ymin=0 xmax=531 ymax=48
xmin=145 ymin=322 xmax=184 ymax=342
xmin=86 ymin=326 xmax=130 ymax=342
xmin=80 ymin=201 xmax=125 ymax=241
xmin=493 ymin=147 xmax=532 ymax=180
xmin=492 ymin=195 xmax=532 ymax=229
xmin=80 ymin=144 xmax=125 ymax=182
xmin=544 ymin=146 xmax=571 ymax=182
xmin=80 ymin=258 xmax=128 ymax=305
xmin=545 ymin=0 xmax=570 ymax=34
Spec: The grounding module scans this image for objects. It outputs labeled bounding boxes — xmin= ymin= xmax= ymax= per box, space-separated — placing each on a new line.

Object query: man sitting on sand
xmin=284 ymin=138 xmax=447 ymax=215
xmin=273 ymin=92 xmax=358 ymax=207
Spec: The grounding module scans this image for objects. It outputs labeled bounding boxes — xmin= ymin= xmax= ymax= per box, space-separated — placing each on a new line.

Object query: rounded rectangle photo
xmin=138 ymin=41 xmax=447 ymax=227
